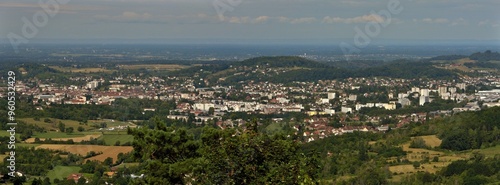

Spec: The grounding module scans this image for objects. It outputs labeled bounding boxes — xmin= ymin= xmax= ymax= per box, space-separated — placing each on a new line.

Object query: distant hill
xmin=469 ymin=50 xmax=500 ymax=61
xmin=430 ymin=50 xmax=500 ymax=62
xmin=216 ymin=57 xmax=457 ymax=84
xmin=234 ymin=56 xmax=329 ymax=68
xmin=429 ymin=55 xmax=468 ymax=61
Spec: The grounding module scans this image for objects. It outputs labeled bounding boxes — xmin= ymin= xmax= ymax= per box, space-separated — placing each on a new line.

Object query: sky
xmin=0 ymin=0 xmax=499 ymax=44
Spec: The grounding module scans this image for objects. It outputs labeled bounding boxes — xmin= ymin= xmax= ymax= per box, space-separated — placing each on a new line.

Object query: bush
xmin=410 ymin=137 xmax=429 ymax=149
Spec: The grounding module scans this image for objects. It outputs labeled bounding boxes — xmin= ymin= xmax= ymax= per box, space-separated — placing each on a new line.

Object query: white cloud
xmin=413 ymin=18 xmax=450 ymax=24
xmin=95 ymin=11 xmax=153 ymax=22
xmin=253 ymin=16 xmax=270 ymax=23
xmin=322 ymin=14 xmax=385 ymax=24
xmin=290 ymin=17 xmax=317 ymax=24
xmin=478 ymin=20 xmax=500 ymax=28
xmin=451 ymin=18 xmax=467 ymax=26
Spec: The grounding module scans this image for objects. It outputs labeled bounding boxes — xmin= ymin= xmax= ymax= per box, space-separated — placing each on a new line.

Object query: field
xmin=26 ymin=133 xmax=102 ymax=143
xmin=118 ymin=64 xmax=188 ymax=71
xmin=46 ymin=166 xmax=82 ymax=182
xmin=388 ymin=135 xmax=469 ymax=181
xmin=36 ymin=144 xmax=133 ymax=162
xmin=0 ymin=131 xmax=11 ymax=137
xmin=0 ymin=154 xmax=7 ymax=161
xmin=20 ymin=118 xmax=93 ymax=131
xmin=471 ymin=145 xmax=500 ymax=158
xmin=49 ymin=66 xmax=115 ymax=73
xmin=418 ymin=135 xmax=442 ymax=148
xmin=389 ymin=143 xmax=500 ymax=182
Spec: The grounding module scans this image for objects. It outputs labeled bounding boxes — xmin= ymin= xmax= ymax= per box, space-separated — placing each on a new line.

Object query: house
xmin=67 ymin=173 xmax=85 ymax=183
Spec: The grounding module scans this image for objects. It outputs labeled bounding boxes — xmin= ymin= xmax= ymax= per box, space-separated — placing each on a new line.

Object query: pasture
xmin=46 ymin=166 xmax=82 ymax=182
xmin=20 ymin=118 xmax=93 ymax=131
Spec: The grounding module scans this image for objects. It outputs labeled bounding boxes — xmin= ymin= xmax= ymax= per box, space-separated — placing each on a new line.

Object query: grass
xmin=88 ymin=119 xmax=132 ymax=128
xmin=46 ymin=166 xmax=81 ymax=182
xmin=265 ymin=122 xmax=284 ymax=134
xmin=0 ymin=154 xmax=7 ymax=161
xmin=17 ymin=143 xmax=42 ymax=148
xmin=20 ymin=118 xmax=93 ymax=131
xmin=33 ymin=132 xmax=85 ymax=138
xmin=0 ymin=132 xmax=11 ymax=137
xmin=99 ymin=134 xmax=134 ymax=146
xmin=471 ymin=145 xmax=500 ymax=158
xmin=418 ymin=135 xmax=442 ymax=148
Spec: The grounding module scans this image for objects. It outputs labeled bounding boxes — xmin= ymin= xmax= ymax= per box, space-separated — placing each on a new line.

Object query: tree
xmin=66 ymin=127 xmax=74 ymax=134
xmin=77 ymin=177 xmax=86 ymax=185
xmin=58 ymin=122 xmax=66 ymax=132
xmin=413 ymin=161 xmax=421 ymax=169
xmin=208 ymin=107 xmax=215 ymax=115
xmin=77 ymin=126 xmax=85 ymax=132
xmin=129 ymin=119 xmax=320 ymax=184
xmin=103 ymin=157 xmax=113 ymax=166
xmin=409 ymin=137 xmax=428 ymax=149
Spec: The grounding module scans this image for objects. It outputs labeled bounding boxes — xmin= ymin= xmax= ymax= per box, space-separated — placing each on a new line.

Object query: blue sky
xmin=1 ymin=0 xmax=499 ymax=43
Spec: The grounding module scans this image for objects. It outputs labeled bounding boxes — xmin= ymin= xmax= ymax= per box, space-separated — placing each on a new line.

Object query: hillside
xmin=212 ymin=57 xmax=458 ymax=84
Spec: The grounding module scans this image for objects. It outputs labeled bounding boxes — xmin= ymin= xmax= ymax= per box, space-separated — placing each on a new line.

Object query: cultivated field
xmin=25 ymin=134 xmax=102 ymax=143
xmin=36 ymin=144 xmax=133 ymax=162
xmin=118 ymin=64 xmax=188 ymax=71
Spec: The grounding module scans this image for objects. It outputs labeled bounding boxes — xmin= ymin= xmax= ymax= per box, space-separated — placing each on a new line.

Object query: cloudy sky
xmin=1 ymin=0 xmax=499 ymax=43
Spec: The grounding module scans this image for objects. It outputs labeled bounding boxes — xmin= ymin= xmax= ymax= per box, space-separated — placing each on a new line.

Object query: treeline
xmin=2 ymin=97 xmax=177 ymax=122
xmin=0 ymin=147 xmax=81 ymax=176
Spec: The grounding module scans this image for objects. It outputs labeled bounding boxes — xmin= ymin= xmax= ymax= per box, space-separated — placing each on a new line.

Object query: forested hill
xmin=233 ymin=56 xmax=329 ymax=68
xmin=204 ymin=57 xmax=457 ymax=85
xmin=430 ymin=50 xmax=500 ymax=62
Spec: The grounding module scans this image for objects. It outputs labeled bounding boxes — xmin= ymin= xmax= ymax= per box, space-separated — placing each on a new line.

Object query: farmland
xmin=26 ymin=133 xmax=102 ymax=143
xmin=36 ymin=144 xmax=133 ymax=162
xmin=19 ymin=118 xmax=93 ymax=131
xmin=388 ymin=135 xmax=470 ymax=181
xmin=49 ymin=66 xmax=116 ymax=73
xmin=118 ymin=64 xmax=189 ymax=71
